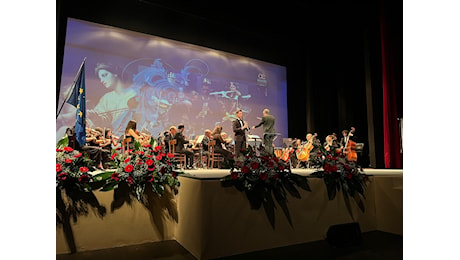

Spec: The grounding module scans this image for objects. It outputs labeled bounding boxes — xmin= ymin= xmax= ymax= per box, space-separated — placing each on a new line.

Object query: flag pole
xmin=56 ymin=57 xmax=87 ymax=119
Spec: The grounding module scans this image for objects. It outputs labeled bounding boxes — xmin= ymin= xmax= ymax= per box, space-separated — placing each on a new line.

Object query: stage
xmin=56 ymin=168 xmax=402 ymax=259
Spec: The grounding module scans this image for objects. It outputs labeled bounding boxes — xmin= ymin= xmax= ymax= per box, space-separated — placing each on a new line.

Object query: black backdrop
xmin=56 ymin=0 xmax=402 ymax=168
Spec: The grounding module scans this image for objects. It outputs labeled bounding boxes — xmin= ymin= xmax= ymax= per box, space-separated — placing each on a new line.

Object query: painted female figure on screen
xmin=87 ymin=63 xmax=138 ymax=136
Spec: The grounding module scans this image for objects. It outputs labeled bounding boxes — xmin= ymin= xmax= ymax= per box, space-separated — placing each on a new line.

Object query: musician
xmin=221 ymin=132 xmax=234 ymax=151
xmin=201 ymin=129 xmax=212 ymax=152
xmin=82 ymin=127 xmax=109 ymax=170
xmin=232 ymin=109 xmax=249 ymax=161
xmin=339 ymin=127 xmax=358 ymax=161
xmin=65 ymin=126 xmax=81 ymax=151
xmin=252 ymin=108 xmax=276 ymax=155
xmin=290 ymin=138 xmax=302 ymax=168
xmin=339 ymin=128 xmax=357 ymax=150
xmin=124 ymin=119 xmax=143 ymax=151
xmin=324 ymin=134 xmax=340 ymax=152
xmin=211 ymin=125 xmax=233 ymax=161
xmin=174 ymin=124 xmax=196 ymax=169
xmin=102 ymin=128 xmax=119 ymax=150
xmin=158 ymin=128 xmax=173 ymax=153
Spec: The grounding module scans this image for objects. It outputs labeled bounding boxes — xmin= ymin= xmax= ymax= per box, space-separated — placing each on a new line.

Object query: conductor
xmin=252 ymin=108 xmax=276 ymax=155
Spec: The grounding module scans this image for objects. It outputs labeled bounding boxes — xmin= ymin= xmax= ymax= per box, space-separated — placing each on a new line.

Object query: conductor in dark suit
xmin=232 ymin=109 xmax=249 ymax=161
xmin=252 ymin=108 xmax=276 ymax=155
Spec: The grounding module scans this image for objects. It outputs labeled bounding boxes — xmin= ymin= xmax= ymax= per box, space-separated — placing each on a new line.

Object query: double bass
xmin=341 ymin=127 xmax=357 ymax=162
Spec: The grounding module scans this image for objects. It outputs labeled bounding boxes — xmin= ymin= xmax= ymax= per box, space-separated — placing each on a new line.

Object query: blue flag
xmin=66 ymin=62 xmax=86 ymax=147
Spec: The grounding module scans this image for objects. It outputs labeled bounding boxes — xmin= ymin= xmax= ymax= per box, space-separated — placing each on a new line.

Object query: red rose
xmin=231 ymin=172 xmax=239 ymax=180
xmin=154 ymin=146 xmax=162 ymax=152
xmin=111 ymin=153 xmax=118 ymax=160
xmin=63 ymin=147 xmax=73 ymax=152
xmin=111 ymin=172 xmax=120 ymax=181
xmin=324 ymin=163 xmax=331 ymax=173
xmin=58 ymin=172 xmax=67 ymax=180
xmin=64 ymin=159 xmax=72 ymax=164
xmin=124 ymin=158 xmax=131 ymax=163
xmin=346 ymin=173 xmax=353 ymax=179
xmin=56 ymin=148 xmax=63 ymax=152
xmin=278 ymin=165 xmax=284 ymax=171
xmin=156 ymin=154 xmax=163 ymax=160
xmin=56 ymin=164 xmax=62 ymax=172
xmin=259 ymin=172 xmax=268 ymax=180
xmin=148 ymin=166 xmax=155 ymax=171
xmin=79 ymin=166 xmax=89 ymax=173
xmin=267 ymin=160 xmax=274 ymax=168
xmin=272 ymin=173 xmax=279 ymax=180
xmin=78 ymin=174 xmax=89 ymax=183
xmin=250 ymin=161 xmax=259 ymax=170
xmin=146 ymin=154 xmax=153 ymax=158
xmin=330 ymin=165 xmax=338 ymax=172
xmin=160 ymin=167 xmax=166 ymax=174
xmin=125 ymin=164 xmax=134 ymax=172
xmin=127 ymin=176 xmax=134 ymax=184
xmin=146 ymin=159 xmax=154 ymax=166
xmin=167 ymin=153 xmax=174 ymax=158
xmin=137 ymin=159 xmax=144 ymax=165
xmin=148 ymin=174 xmax=154 ymax=182
xmin=172 ymin=171 xmax=177 ymax=178
xmin=73 ymin=153 xmax=82 ymax=158
xmin=241 ymin=166 xmax=250 ymax=174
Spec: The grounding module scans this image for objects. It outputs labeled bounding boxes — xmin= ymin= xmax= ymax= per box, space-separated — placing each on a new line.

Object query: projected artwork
xmin=57 ymin=18 xmax=288 ymax=146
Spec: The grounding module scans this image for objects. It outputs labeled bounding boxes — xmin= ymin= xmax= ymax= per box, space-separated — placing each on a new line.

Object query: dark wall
xmin=57 ymin=1 xmax=402 ymax=168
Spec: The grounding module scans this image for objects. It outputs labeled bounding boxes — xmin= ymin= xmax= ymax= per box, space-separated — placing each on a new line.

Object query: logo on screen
xmin=257 ymin=73 xmax=267 ymax=87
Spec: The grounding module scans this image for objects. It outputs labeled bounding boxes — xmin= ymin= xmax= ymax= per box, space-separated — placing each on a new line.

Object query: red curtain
xmin=380 ymin=0 xmax=402 ymax=169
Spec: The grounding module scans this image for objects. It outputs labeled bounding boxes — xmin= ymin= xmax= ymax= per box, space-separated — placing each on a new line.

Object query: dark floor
xmin=56 ymin=230 xmax=402 ymax=260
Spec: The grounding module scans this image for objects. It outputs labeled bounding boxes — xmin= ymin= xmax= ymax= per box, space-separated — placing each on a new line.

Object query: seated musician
xmin=123 ymin=119 xmax=143 ymax=151
xmin=65 ymin=126 xmax=81 ymax=151
xmin=324 ymin=134 xmax=340 ymax=152
xmin=201 ymin=129 xmax=212 ymax=153
xmin=211 ymin=125 xmax=233 ymax=162
xmin=306 ymin=133 xmax=321 ymax=161
xmin=291 ymin=138 xmax=302 ymax=168
xmin=82 ymin=127 xmax=110 ymax=170
xmin=158 ymin=129 xmax=173 ymax=153
xmin=174 ymin=124 xmax=196 ymax=170
xmin=221 ymin=131 xmax=234 ymax=152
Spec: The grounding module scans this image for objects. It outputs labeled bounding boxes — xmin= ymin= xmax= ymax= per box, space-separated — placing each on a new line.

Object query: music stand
xmin=282 ymin=138 xmax=293 ymax=147
xmin=247 ymin=134 xmax=262 ymax=150
xmin=264 ymin=133 xmax=282 ymax=142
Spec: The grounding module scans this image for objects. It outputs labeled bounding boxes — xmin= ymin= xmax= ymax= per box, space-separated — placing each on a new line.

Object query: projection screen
xmin=57 ymin=18 xmax=288 ymax=147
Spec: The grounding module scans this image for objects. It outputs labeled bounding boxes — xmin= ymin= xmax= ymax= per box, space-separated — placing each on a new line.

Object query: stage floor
xmin=180 ymin=168 xmax=403 ymax=179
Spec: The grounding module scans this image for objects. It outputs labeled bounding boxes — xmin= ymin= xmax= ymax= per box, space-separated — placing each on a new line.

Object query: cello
xmin=342 ymin=127 xmax=357 ymax=162
xmin=296 ymin=133 xmax=317 ymax=162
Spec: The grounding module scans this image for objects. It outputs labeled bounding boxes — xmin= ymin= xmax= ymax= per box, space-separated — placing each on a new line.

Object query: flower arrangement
xmin=221 ymin=146 xmax=311 ymax=210
xmin=56 ymin=146 xmax=94 ymax=192
xmin=100 ymin=139 xmax=183 ymax=201
xmin=309 ymin=145 xmax=369 ymax=215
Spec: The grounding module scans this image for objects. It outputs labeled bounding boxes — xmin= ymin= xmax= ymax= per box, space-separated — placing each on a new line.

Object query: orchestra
xmin=65 ymin=120 xmax=360 ymax=170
